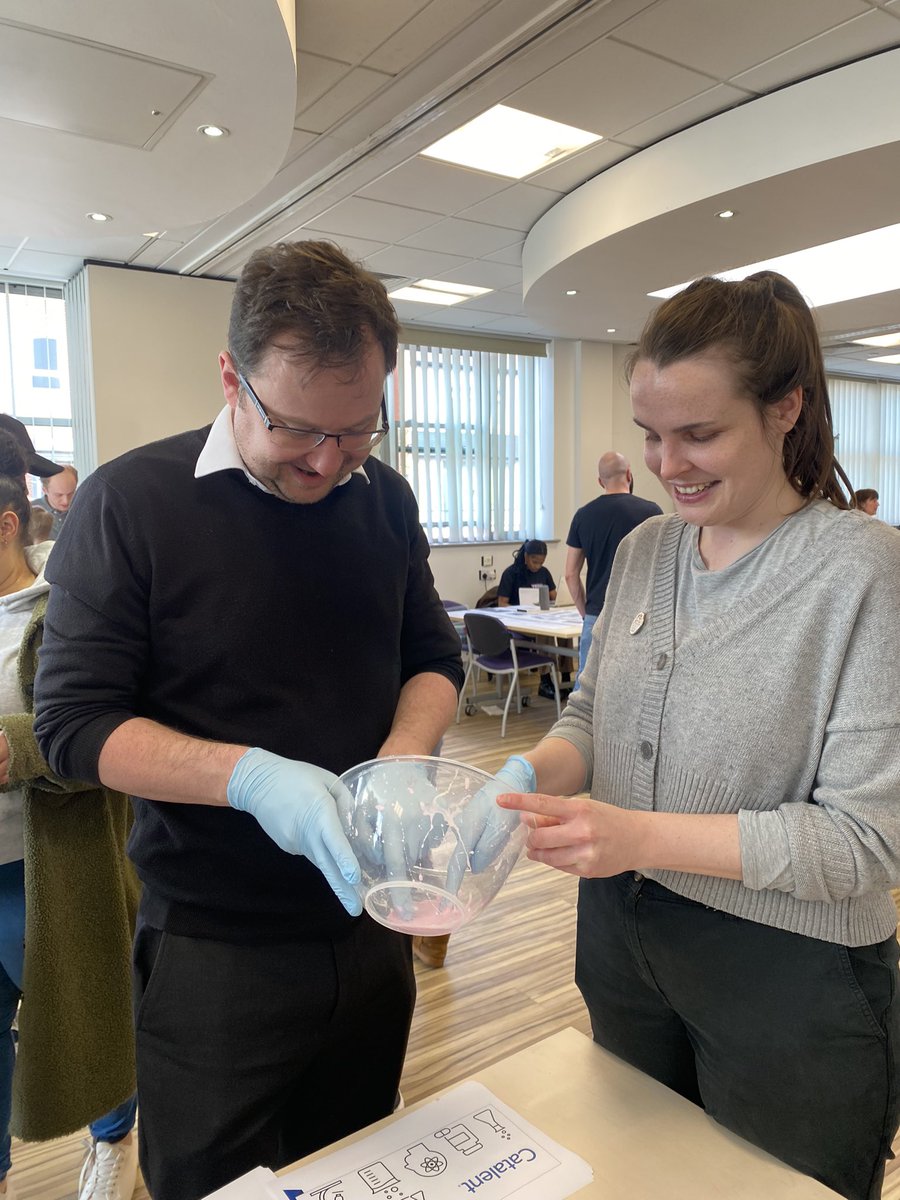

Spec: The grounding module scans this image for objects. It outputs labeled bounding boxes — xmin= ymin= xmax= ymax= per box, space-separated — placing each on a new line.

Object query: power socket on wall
xmin=478 ymin=567 xmax=497 ymax=582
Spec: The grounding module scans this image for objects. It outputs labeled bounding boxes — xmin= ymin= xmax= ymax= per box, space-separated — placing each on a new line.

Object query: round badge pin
xmin=629 ymin=611 xmax=646 ymax=635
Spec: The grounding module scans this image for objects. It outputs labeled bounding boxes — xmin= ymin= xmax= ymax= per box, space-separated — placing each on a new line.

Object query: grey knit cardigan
xmin=549 ymin=504 xmax=900 ymax=947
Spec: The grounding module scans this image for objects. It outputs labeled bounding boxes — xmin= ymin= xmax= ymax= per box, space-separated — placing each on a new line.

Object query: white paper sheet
xmin=270 ymin=1081 xmax=593 ymax=1200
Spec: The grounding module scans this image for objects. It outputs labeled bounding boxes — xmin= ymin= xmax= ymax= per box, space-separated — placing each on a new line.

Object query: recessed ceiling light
xmin=388 ymin=279 xmax=492 ymax=306
xmin=86 ymin=212 xmax=112 ymax=222
xmin=867 ymin=353 xmax=900 ymax=364
xmin=421 ymin=104 xmax=602 ymax=180
xmin=606 ymin=328 xmax=616 ymax=333
xmin=566 ymin=289 xmax=578 ymax=296
xmin=649 ymin=221 xmax=900 ymax=308
xmin=852 ymin=332 xmax=900 ymax=348
xmin=198 ymin=124 xmax=229 ymax=138
xmin=716 ymin=209 xmax=736 ymax=219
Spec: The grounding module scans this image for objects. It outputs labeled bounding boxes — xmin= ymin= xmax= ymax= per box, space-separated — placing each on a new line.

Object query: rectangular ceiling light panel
xmin=421 ymin=104 xmax=602 ymax=180
xmin=389 ymin=278 xmax=492 ymax=306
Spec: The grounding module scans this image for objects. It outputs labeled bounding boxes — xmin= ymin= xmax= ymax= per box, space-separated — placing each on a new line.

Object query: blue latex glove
xmin=227 ymin=747 xmax=362 ymax=915
xmin=446 ymin=755 xmax=536 ymax=894
xmin=335 ymin=760 xmax=449 ymax=919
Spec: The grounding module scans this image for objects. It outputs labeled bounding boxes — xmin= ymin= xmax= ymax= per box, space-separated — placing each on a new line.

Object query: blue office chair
xmin=457 ymin=611 xmax=561 ymax=737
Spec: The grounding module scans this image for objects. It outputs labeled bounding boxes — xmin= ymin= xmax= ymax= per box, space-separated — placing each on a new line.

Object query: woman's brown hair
xmin=626 ymin=271 xmax=852 ymax=508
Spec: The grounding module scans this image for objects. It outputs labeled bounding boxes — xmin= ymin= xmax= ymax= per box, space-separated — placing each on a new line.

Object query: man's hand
xmin=336 ymin=760 xmax=448 ymax=919
xmin=227 ymin=748 xmax=362 ymax=915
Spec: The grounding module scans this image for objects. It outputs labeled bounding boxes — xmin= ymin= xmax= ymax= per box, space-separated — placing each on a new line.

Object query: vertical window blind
xmin=379 ymin=341 xmax=550 ymax=543
xmin=828 ymin=374 xmax=900 ymax=523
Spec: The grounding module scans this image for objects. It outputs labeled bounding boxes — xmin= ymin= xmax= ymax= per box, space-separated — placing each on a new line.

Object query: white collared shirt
xmin=194 ymin=406 xmax=370 ymax=493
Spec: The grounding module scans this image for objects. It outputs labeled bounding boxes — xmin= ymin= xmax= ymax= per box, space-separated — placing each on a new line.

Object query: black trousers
xmin=133 ymin=913 xmax=416 ymax=1200
xmin=576 ymin=873 xmax=900 ymax=1200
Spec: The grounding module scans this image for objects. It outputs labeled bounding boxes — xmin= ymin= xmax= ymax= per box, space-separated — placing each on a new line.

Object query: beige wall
xmin=86 ymin=264 xmax=233 ymax=464
xmin=81 ymin=267 xmax=669 ymax=605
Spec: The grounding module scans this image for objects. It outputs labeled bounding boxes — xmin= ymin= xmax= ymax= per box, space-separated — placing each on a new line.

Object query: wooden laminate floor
xmin=8 ymin=678 xmax=900 ymax=1197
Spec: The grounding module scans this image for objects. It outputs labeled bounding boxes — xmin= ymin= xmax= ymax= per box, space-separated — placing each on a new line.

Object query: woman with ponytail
xmin=497 ymin=539 xmax=556 ymax=607
xmin=0 ymin=432 xmax=139 ymax=1199
xmin=493 ymin=272 xmax=900 ymax=1199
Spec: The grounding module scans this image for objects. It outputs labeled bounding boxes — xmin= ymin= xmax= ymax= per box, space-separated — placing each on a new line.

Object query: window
xmin=828 ymin=374 xmax=900 ymax=523
xmin=0 ymin=281 xmax=74 ymax=497
xmin=379 ymin=340 xmax=550 ymax=543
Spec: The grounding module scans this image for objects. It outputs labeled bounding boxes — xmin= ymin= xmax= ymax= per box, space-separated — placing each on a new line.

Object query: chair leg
xmin=456 ymin=658 xmax=474 ymax=723
xmin=500 ymin=673 xmax=517 ymax=738
xmin=550 ymin=664 xmax=562 ymax=720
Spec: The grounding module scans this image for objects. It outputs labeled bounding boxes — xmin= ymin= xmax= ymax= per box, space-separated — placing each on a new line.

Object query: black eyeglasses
xmin=238 ymin=372 xmax=389 ymax=452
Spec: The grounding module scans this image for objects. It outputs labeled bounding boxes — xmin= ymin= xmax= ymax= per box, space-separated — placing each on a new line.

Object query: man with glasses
xmin=34 ymin=241 xmax=464 ymax=1200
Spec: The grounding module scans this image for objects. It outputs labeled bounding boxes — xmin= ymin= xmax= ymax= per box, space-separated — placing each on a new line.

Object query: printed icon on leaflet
xmin=403 ymin=1142 xmax=447 ymax=1175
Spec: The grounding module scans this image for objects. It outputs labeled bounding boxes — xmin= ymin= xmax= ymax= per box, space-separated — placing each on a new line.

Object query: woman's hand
xmin=496 ymin=792 xmax=743 ymax=881
xmin=497 ymin=791 xmax=645 ymax=877
xmin=0 ymin=732 xmax=10 ymax=786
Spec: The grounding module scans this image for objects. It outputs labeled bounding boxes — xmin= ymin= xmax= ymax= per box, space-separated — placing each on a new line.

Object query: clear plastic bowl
xmin=337 ymin=755 xmax=527 ymax=935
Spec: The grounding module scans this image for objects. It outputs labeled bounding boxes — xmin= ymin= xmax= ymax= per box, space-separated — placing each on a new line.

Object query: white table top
xmin=459 ymin=605 xmax=583 ymax=641
xmin=280 ymin=1027 xmax=839 ymax=1198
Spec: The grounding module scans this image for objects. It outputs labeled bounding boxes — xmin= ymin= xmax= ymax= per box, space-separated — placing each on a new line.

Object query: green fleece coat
xmin=2 ymin=594 xmax=139 ymax=1141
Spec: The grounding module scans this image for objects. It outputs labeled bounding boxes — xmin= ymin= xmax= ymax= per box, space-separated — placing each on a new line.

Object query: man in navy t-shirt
xmin=565 ymin=451 xmax=662 ymax=682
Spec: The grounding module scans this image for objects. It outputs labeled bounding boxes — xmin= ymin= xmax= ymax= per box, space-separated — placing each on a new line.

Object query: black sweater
xmin=34 ymin=427 xmax=463 ymax=941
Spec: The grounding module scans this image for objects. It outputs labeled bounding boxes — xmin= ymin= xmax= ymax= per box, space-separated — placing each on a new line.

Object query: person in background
xmin=0 ymin=432 xmax=139 ymax=1200
xmin=497 ymin=539 xmax=556 ymax=607
xmin=498 ymin=540 xmax=559 ymax=701
xmin=494 ymin=271 xmax=900 ymax=1200
xmin=34 ymin=240 xmax=463 ymax=1200
xmin=565 ymin=452 xmax=661 ymax=684
xmin=854 ymin=488 xmax=879 ymax=516
xmin=27 ymin=507 xmax=53 ymax=546
xmin=33 ymin=465 xmax=78 ymax=539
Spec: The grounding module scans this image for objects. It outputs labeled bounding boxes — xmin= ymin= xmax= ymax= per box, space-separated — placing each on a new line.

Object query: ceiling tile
xmin=296 ymin=0 xmax=430 ymax=65
xmin=287 ymin=227 xmax=389 ymax=260
xmin=617 ymin=83 xmax=750 ymax=148
xmin=296 ymin=66 xmax=394 ymax=133
xmin=363 ymin=245 xmax=472 ymax=278
xmin=731 ymin=11 xmax=900 ymax=93
xmin=389 ymin=298 xmax=444 ymax=322
xmin=402 ymin=217 xmax=521 ymax=257
xmin=364 ymin=0 xmax=494 ymax=74
xmin=2 ymin=248 xmax=88 ymax=280
xmin=281 ymin=128 xmax=318 ymax=169
xmin=312 ymin=196 xmax=441 ymax=242
xmin=295 ymin=53 xmax=350 ymax=116
xmin=401 ymin=306 xmax=500 ymax=331
xmin=456 ymin=183 xmax=564 ymax=233
xmin=528 ymin=139 xmax=636 ymax=193
xmin=128 ymin=237 xmax=185 ymax=268
xmin=429 ymin=259 xmax=522 ymax=290
xmin=613 ymin=0 xmax=871 ymax=80
xmin=484 ymin=242 xmax=524 ymax=267
xmin=506 ymin=37 xmax=721 ymax=141
xmin=478 ymin=314 xmax=551 ymax=336
xmin=456 ymin=291 xmax=526 ymax=316
xmin=359 ymin=158 xmax=508 ymax=215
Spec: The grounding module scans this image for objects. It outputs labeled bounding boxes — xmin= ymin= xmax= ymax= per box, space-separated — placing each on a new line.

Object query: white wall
xmin=86 ymin=264 xmax=234 ymax=463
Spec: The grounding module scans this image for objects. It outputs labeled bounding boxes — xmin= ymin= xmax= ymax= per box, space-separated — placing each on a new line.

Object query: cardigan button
xmin=656 ymin=653 xmax=668 ymax=670
xmin=639 ymin=740 xmax=654 ymax=760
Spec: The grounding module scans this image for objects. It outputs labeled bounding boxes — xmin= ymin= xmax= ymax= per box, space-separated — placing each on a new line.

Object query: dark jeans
xmin=576 ymin=873 xmax=900 ymax=1200
xmin=133 ymin=912 xmax=415 ymax=1200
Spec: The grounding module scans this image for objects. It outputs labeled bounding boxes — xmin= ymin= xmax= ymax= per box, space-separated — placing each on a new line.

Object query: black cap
xmin=0 ymin=414 xmax=63 ymax=476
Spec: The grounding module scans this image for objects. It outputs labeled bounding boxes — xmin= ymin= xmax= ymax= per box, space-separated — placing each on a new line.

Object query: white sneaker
xmin=78 ymin=1136 xmax=139 ymax=1200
